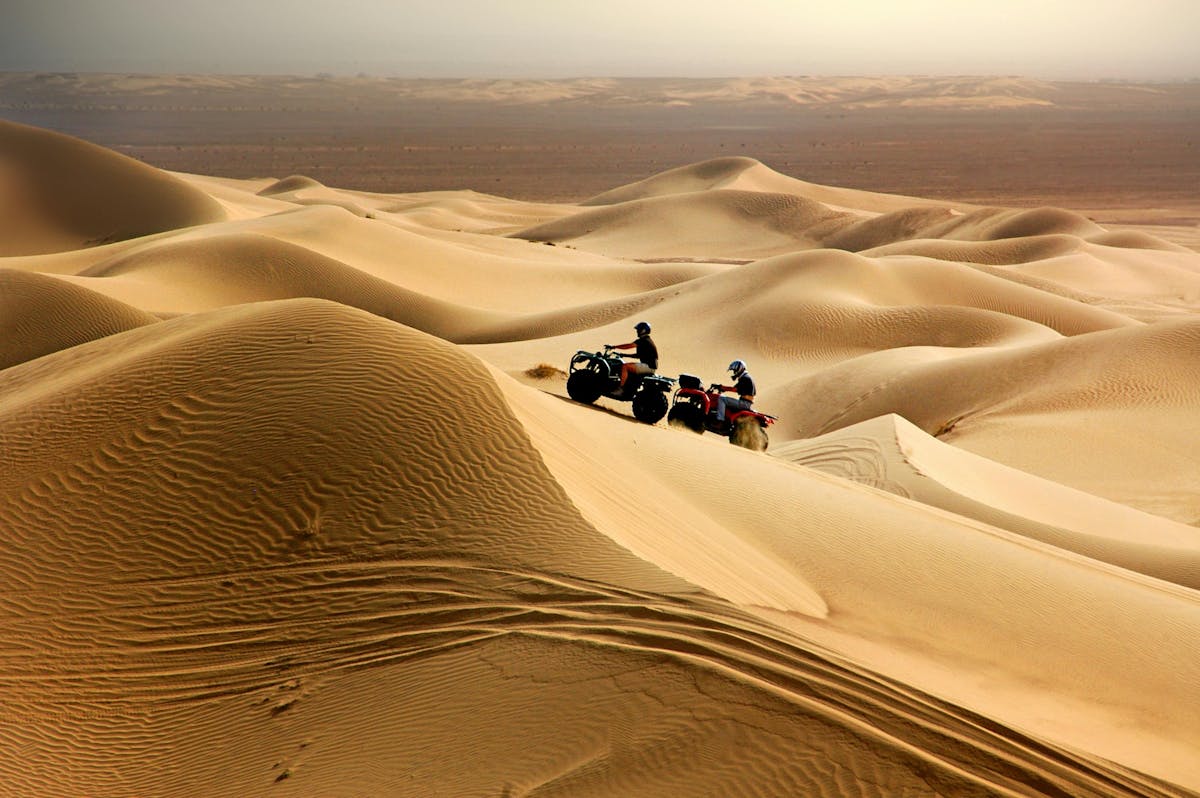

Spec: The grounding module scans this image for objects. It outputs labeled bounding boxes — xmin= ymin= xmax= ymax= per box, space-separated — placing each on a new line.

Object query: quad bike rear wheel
xmin=667 ymin=402 xmax=705 ymax=433
xmin=729 ymin=416 xmax=769 ymax=451
xmin=632 ymin=389 xmax=669 ymax=424
xmin=566 ymin=369 xmax=604 ymax=404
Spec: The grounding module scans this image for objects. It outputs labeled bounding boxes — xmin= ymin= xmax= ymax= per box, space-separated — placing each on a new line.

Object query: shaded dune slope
xmin=924 ymin=205 xmax=1105 ymax=241
xmin=1 ymin=298 xmax=1175 ymax=796
xmin=0 ymin=120 xmax=226 ymax=256
xmin=0 ymin=268 xmax=159 ymax=370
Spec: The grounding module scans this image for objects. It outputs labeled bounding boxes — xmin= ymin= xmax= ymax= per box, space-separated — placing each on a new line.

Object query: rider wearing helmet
xmin=715 ymin=359 xmax=756 ymax=424
xmin=611 ymin=321 xmax=659 ymax=395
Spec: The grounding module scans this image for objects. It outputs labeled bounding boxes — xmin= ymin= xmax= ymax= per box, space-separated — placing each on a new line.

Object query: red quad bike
xmin=567 ymin=346 xmax=676 ymax=424
xmin=667 ymin=374 xmax=777 ymax=451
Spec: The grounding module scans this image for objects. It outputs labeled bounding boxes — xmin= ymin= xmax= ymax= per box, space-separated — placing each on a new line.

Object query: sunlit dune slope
xmin=0 ymin=120 xmax=225 ymax=256
xmin=775 ymin=413 xmax=1200 ymax=589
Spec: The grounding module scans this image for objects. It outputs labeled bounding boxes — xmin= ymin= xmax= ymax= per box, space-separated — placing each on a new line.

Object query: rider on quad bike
xmin=667 ymin=358 xmax=776 ymax=451
xmin=611 ymin=321 xmax=658 ymax=392
xmin=566 ymin=321 xmax=675 ymax=424
xmin=714 ymin=359 xmax=756 ymax=424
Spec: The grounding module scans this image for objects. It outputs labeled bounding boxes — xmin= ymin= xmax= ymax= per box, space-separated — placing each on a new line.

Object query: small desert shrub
xmin=525 ymin=363 xmax=566 ymax=379
xmin=934 ymin=415 xmax=965 ymax=438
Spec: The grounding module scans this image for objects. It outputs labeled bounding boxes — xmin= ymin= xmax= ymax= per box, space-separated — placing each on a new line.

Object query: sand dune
xmin=3 ymin=125 xmax=1200 ymax=796
xmin=0 ymin=120 xmax=225 ymax=256
xmin=580 ymin=154 xmax=950 ymax=213
xmin=68 ymin=231 xmax=518 ymax=339
xmin=0 ymin=268 xmax=160 ymax=369
xmin=775 ymin=413 xmax=1200 ymax=589
xmin=768 ymin=316 xmax=1200 ymax=522
xmin=518 ymin=188 xmax=854 ymax=259
xmin=525 ymin=159 xmax=1193 ymax=262
xmin=469 ymin=248 xmax=1138 ymax=388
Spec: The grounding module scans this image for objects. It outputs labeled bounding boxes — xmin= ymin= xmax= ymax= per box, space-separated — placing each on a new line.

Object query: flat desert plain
xmin=1 ymin=75 xmax=1200 ymax=797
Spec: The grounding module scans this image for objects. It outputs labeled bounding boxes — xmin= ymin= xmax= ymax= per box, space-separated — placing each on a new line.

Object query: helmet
xmin=634 ymin=321 xmax=651 ymax=335
xmin=728 ymin=359 xmax=746 ymax=377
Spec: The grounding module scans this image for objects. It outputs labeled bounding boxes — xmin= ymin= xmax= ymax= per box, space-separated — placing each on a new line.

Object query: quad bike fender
xmin=728 ymin=409 xmax=776 ymax=427
xmin=640 ymin=374 xmax=676 ymax=393
xmin=673 ymin=386 xmax=715 ymax=414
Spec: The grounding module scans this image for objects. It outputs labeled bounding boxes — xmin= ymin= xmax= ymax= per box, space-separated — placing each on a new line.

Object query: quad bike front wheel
xmin=729 ymin=416 xmax=769 ymax=451
xmin=632 ymin=389 xmax=669 ymax=424
xmin=566 ymin=369 xmax=604 ymax=404
xmin=667 ymin=402 xmax=705 ymax=433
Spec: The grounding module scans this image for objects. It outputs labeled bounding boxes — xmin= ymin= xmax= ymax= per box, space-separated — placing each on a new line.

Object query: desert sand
xmin=2 ymin=117 xmax=1200 ymax=797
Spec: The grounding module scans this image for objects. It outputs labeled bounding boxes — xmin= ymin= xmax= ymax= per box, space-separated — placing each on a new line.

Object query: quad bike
xmin=667 ymin=374 xmax=777 ymax=451
xmin=566 ymin=346 xmax=676 ymax=424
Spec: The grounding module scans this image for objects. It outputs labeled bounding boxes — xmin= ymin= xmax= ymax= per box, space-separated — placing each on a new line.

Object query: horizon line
xmin=5 ymin=69 xmax=1199 ymax=84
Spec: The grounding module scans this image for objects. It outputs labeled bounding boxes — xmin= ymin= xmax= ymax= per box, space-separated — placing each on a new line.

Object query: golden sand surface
xmin=2 ymin=116 xmax=1199 ymax=797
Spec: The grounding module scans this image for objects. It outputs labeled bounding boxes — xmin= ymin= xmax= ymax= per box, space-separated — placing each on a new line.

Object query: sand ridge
xmin=3 ymin=122 xmax=1200 ymax=796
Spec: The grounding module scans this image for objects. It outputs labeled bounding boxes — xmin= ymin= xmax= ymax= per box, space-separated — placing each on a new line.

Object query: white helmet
xmin=728 ymin=359 xmax=746 ymax=377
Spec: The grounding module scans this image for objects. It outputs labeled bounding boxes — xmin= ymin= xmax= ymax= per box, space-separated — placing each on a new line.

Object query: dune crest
xmin=581 ymin=154 xmax=950 ymax=213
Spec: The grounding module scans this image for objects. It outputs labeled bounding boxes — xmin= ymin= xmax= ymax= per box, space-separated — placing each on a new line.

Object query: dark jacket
xmin=734 ymin=372 xmax=756 ymax=401
xmin=633 ymin=335 xmax=658 ymax=369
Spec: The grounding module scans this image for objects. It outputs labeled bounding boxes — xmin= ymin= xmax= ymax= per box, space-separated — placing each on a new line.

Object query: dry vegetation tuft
xmin=525 ymin=363 xmax=567 ymax=379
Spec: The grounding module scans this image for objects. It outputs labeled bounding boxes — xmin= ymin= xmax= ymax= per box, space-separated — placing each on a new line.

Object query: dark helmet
xmin=728 ymin=359 xmax=746 ymax=377
xmin=634 ymin=321 xmax=651 ymax=335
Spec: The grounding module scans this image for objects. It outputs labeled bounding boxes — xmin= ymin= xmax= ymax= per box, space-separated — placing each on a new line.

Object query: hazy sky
xmin=3 ymin=0 xmax=1198 ymax=80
